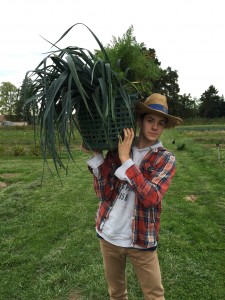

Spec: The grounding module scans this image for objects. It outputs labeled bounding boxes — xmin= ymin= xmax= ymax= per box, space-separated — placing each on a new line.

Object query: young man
xmin=87 ymin=93 xmax=182 ymax=300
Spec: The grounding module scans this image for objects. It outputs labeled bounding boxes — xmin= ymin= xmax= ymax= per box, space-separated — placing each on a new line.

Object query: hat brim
xmin=136 ymin=102 xmax=183 ymax=128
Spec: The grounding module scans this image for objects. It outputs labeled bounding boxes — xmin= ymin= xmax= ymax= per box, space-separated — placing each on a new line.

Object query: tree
xmin=152 ymin=67 xmax=180 ymax=115
xmin=15 ymin=78 xmax=34 ymax=123
xmin=95 ymin=26 xmax=161 ymax=96
xmin=177 ymin=93 xmax=198 ymax=118
xmin=198 ymin=85 xmax=224 ymax=118
xmin=95 ymin=25 xmax=182 ymax=109
xmin=0 ymin=82 xmax=18 ymax=115
xmin=219 ymin=95 xmax=225 ymax=117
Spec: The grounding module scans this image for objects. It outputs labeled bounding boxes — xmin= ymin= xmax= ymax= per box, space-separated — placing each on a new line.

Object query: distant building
xmin=0 ymin=115 xmax=28 ymax=126
xmin=11 ymin=121 xmax=28 ymax=126
xmin=2 ymin=121 xmax=13 ymax=126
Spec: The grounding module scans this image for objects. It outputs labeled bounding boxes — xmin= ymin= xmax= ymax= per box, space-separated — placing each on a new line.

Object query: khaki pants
xmin=100 ymin=239 xmax=165 ymax=300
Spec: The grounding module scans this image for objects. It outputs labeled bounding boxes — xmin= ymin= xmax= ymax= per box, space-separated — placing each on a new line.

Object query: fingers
xmin=118 ymin=128 xmax=134 ymax=163
xmin=118 ymin=128 xmax=134 ymax=144
xmin=123 ymin=128 xmax=134 ymax=143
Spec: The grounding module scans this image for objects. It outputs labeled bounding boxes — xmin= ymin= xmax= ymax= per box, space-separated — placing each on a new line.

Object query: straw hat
xmin=136 ymin=93 xmax=183 ymax=128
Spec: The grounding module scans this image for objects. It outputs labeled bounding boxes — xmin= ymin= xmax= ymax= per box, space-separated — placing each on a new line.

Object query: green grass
xmin=182 ymin=117 xmax=225 ymax=125
xmin=0 ymin=126 xmax=225 ymax=299
xmin=177 ymin=124 xmax=225 ymax=131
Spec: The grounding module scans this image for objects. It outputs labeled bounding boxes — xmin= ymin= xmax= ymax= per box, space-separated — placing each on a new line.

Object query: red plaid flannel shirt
xmin=89 ymin=146 xmax=176 ymax=248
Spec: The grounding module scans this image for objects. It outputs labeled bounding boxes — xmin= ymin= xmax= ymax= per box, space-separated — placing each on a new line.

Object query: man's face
xmin=139 ymin=113 xmax=166 ymax=146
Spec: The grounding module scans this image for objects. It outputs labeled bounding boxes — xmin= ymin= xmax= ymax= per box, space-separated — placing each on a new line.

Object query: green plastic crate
xmin=77 ymin=95 xmax=138 ymax=150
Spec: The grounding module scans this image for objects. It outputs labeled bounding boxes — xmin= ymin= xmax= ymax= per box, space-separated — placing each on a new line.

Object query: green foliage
xmin=182 ymin=117 xmax=225 ymax=125
xmin=13 ymin=145 xmax=26 ymax=156
xmin=95 ymin=25 xmax=161 ymax=95
xmin=177 ymin=93 xmax=198 ymax=119
xmin=30 ymin=145 xmax=41 ymax=157
xmin=15 ymin=78 xmax=34 ymax=124
xmin=177 ymin=124 xmax=225 ymax=131
xmin=0 ymin=81 xmax=18 ymax=115
xmin=152 ymin=67 xmax=181 ymax=115
xmin=198 ymin=85 xmax=225 ymax=118
xmin=152 ymin=67 xmax=180 ymax=96
xmin=24 ymin=23 xmax=140 ymax=172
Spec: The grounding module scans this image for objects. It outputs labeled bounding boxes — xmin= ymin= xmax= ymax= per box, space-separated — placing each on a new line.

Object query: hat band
xmin=148 ymin=104 xmax=168 ymax=114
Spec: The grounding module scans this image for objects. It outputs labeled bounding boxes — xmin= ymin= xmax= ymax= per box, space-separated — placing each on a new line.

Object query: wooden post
xmin=216 ymin=144 xmax=221 ymax=161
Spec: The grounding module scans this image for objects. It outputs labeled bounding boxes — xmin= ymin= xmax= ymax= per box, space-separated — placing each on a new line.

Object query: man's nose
xmin=152 ymin=122 xmax=158 ymax=130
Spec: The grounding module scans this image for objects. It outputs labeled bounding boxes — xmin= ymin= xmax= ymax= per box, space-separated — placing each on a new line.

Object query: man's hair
xmin=139 ymin=113 xmax=168 ymax=124
xmin=140 ymin=113 xmax=147 ymax=121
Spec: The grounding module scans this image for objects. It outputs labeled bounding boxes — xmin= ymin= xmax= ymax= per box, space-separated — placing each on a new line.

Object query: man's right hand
xmin=118 ymin=128 xmax=134 ymax=163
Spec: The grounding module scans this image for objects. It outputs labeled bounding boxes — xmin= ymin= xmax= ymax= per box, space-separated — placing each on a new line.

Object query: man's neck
xmin=135 ymin=137 xmax=158 ymax=149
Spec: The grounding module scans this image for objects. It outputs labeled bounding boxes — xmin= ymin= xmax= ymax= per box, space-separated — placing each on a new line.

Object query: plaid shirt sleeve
xmin=88 ymin=150 xmax=121 ymax=202
xmin=126 ymin=150 xmax=176 ymax=208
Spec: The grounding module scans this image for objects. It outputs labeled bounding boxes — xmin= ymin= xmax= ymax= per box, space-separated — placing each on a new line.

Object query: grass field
xmin=0 ymin=125 xmax=225 ymax=299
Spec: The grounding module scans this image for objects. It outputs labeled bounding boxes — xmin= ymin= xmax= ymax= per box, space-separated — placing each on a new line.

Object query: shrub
xmin=13 ymin=146 xmax=26 ymax=156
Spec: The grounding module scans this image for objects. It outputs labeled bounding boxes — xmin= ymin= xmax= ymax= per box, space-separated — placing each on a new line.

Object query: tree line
xmin=0 ymin=26 xmax=225 ymax=123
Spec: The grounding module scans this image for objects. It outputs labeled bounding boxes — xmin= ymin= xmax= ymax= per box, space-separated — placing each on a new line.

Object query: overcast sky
xmin=0 ymin=0 xmax=224 ymax=99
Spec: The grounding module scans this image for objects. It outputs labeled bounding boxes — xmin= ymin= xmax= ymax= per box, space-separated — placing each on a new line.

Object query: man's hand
xmin=118 ymin=128 xmax=134 ymax=163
